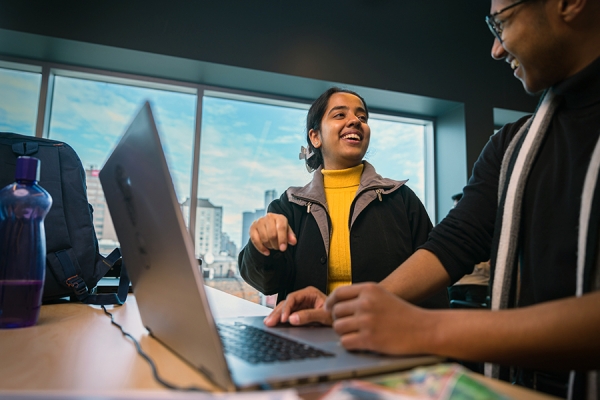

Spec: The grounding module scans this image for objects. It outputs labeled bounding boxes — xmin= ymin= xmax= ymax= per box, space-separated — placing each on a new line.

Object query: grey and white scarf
xmin=484 ymin=89 xmax=600 ymax=400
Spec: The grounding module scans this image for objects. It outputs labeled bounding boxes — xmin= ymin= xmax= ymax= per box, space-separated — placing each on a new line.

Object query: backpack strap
xmin=56 ymin=248 xmax=130 ymax=305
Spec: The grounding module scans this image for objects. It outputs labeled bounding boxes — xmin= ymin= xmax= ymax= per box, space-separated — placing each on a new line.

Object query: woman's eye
xmin=358 ymin=115 xmax=368 ymax=122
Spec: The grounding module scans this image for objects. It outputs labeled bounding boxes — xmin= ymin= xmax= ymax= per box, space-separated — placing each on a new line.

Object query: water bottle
xmin=0 ymin=156 xmax=52 ymax=328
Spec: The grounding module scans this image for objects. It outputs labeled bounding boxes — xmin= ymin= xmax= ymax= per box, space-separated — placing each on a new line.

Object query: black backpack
xmin=0 ymin=132 xmax=129 ymax=305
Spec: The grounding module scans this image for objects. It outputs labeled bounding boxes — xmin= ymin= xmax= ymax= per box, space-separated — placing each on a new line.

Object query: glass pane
xmin=366 ymin=118 xmax=427 ymax=202
xmin=48 ymin=75 xmax=196 ymax=252
xmin=0 ymin=68 xmax=41 ymax=136
xmin=199 ymin=96 xmax=310 ymax=252
xmin=198 ymin=96 xmax=309 ymax=304
xmin=198 ymin=95 xmax=431 ymax=305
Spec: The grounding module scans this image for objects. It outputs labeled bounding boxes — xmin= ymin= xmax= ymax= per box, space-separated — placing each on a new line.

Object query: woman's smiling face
xmin=309 ymin=92 xmax=371 ymax=170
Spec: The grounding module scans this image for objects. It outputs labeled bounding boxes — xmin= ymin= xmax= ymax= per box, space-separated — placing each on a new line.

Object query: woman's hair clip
xmin=299 ymin=145 xmax=314 ymax=161
xmin=299 ymin=145 xmax=315 ymax=173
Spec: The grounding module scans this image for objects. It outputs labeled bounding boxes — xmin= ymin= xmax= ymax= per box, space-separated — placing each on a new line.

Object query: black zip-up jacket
xmin=239 ymin=161 xmax=449 ymax=308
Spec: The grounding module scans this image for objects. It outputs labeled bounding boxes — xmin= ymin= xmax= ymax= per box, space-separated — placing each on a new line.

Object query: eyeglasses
xmin=485 ymin=0 xmax=531 ymax=43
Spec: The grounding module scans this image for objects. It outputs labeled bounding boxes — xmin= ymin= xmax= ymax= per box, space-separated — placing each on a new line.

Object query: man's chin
xmin=520 ymin=78 xmax=547 ymax=96
xmin=518 ymin=73 xmax=551 ymax=96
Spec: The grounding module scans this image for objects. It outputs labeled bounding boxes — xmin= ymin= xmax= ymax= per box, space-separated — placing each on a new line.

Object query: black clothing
xmin=422 ymin=56 xmax=600 ymax=398
xmin=239 ymin=162 xmax=448 ymax=308
xmin=423 ymin=56 xmax=600 ymax=306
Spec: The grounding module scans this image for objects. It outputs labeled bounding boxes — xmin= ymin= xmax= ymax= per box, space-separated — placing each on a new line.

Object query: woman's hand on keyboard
xmin=264 ymin=286 xmax=332 ymax=327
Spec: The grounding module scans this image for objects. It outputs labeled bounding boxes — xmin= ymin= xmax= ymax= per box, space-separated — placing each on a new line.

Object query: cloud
xmin=0 ymin=69 xmax=41 ymax=135
xmin=1 ymin=70 xmax=431 ymax=249
xmin=47 ymin=76 xmax=196 ymax=202
xmin=272 ymin=134 xmax=303 ymax=144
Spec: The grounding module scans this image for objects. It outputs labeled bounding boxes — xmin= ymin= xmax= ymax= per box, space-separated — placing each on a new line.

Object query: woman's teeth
xmin=511 ymin=59 xmax=520 ymax=70
xmin=344 ymin=133 xmax=360 ymax=140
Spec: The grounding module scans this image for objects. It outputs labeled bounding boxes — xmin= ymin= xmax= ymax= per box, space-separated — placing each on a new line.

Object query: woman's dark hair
xmin=305 ymin=87 xmax=369 ymax=171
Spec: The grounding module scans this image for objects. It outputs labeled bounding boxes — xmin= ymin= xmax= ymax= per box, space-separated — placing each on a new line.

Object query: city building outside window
xmin=0 ymin=63 xmax=433 ymax=306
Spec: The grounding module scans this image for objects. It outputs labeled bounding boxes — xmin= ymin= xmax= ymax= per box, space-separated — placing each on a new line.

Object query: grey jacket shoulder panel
xmin=284 ymin=161 xmax=408 ymax=254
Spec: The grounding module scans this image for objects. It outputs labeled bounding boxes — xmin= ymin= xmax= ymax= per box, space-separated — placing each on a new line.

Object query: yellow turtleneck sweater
xmin=322 ymin=163 xmax=364 ymax=294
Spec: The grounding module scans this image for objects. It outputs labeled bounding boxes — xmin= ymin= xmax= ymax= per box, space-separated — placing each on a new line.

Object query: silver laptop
xmin=99 ymin=102 xmax=441 ymax=391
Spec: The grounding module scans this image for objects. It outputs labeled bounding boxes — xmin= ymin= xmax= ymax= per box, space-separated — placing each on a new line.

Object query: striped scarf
xmin=484 ymin=89 xmax=600 ymax=400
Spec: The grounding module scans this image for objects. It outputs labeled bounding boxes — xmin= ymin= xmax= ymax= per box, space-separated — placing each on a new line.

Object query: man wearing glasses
xmin=266 ymin=0 xmax=600 ymax=398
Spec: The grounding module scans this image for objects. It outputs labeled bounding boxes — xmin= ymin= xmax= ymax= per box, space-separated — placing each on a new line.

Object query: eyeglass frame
xmin=485 ymin=0 xmax=532 ymax=43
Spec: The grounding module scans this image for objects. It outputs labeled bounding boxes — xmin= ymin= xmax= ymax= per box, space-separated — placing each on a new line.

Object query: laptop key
xmin=217 ymin=322 xmax=334 ymax=364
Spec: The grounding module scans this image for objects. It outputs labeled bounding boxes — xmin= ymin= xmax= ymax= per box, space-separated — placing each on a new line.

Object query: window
xmin=199 ymin=94 xmax=311 ymax=251
xmin=0 ymin=66 xmax=42 ymax=136
xmin=44 ymin=73 xmax=196 ymax=256
xmin=199 ymin=94 xmax=432 ymax=253
xmin=366 ymin=116 xmax=430 ymax=203
xmin=48 ymin=75 xmax=196 ymax=204
xmin=0 ymin=57 xmax=434 ymax=305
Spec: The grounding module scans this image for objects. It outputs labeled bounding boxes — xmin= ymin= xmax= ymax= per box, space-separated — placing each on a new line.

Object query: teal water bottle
xmin=0 ymin=156 xmax=52 ymax=328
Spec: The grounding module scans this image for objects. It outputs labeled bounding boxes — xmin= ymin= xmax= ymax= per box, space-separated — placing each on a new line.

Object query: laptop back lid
xmin=100 ymin=102 xmax=442 ymax=392
xmin=99 ymin=102 xmax=236 ymax=391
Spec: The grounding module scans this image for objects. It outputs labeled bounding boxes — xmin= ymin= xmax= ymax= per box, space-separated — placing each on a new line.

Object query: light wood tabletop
xmin=0 ymin=287 xmax=558 ymax=399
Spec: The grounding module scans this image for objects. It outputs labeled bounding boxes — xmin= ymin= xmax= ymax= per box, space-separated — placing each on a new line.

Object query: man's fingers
xmin=338 ymin=332 xmax=366 ymax=351
xmin=325 ymin=282 xmax=373 ymax=311
xmin=329 ymin=298 xmax=360 ymax=321
xmin=289 ymin=308 xmax=333 ymax=326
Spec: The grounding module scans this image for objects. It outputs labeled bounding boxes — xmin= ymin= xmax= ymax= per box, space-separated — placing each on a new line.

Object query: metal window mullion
xmin=35 ymin=65 xmax=55 ymax=138
xmin=188 ymin=87 xmax=205 ymax=247
xmin=424 ymin=121 xmax=436 ymax=222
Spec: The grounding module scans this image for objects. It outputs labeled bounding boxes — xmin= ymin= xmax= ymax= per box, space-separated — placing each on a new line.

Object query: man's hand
xmin=264 ymin=286 xmax=332 ymax=327
xmin=325 ymin=283 xmax=434 ymax=355
xmin=250 ymin=213 xmax=297 ymax=256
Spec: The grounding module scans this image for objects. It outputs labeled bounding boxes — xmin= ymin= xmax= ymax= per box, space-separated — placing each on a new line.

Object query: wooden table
xmin=0 ymin=287 xmax=557 ymax=399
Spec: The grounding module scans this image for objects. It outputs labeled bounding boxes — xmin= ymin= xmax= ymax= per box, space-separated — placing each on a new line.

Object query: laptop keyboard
xmin=217 ymin=322 xmax=335 ymax=364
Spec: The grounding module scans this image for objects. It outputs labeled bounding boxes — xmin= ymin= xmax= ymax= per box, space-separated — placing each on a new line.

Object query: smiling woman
xmin=307 ymin=89 xmax=371 ymax=171
xmin=238 ymin=87 xmax=448 ymax=309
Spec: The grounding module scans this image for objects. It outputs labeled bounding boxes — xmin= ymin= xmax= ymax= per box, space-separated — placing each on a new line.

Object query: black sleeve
xmin=400 ymin=185 xmax=449 ymax=309
xmin=238 ymin=192 xmax=294 ymax=295
xmin=420 ymin=116 xmax=530 ymax=283
xmin=399 ymin=184 xmax=433 ymax=250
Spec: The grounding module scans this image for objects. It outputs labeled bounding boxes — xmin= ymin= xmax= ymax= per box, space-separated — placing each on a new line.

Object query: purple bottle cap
xmin=15 ymin=156 xmax=41 ymax=182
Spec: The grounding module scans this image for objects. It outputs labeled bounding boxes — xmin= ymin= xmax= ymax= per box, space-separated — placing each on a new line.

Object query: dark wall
xmin=0 ymin=0 xmax=539 ymax=196
xmin=0 ymin=1 xmax=535 ymax=107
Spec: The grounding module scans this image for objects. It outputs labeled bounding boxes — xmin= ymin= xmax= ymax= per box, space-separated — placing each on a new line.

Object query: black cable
xmin=101 ymin=305 xmax=208 ymax=392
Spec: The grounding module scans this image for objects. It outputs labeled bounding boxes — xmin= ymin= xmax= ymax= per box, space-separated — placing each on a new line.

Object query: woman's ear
xmin=309 ymin=129 xmax=321 ymax=148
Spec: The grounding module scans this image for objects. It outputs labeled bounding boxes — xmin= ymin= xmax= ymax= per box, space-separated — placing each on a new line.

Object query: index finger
xmin=274 ymin=218 xmax=292 ymax=252
xmin=263 ymin=293 xmax=306 ymax=326
xmin=324 ymin=283 xmax=370 ymax=311
xmin=264 ymin=301 xmax=287 ymax=327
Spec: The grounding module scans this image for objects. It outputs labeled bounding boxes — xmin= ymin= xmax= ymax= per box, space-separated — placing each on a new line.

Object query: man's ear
xmin=557 ymin=0 xmax=586 ymax=22
xmin=308 ymin=129 xmax=321 ymax=148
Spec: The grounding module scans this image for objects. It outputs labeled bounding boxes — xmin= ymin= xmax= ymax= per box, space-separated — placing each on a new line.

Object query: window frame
xmin=0 ymin=55 xmax=437 ymax=237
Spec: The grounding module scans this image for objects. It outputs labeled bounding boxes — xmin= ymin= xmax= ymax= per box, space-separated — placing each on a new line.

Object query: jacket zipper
xmin=306 ymin=202 xmax=312 ymax=213
xmin=375 ymin=189 xmax=383 ymax=201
